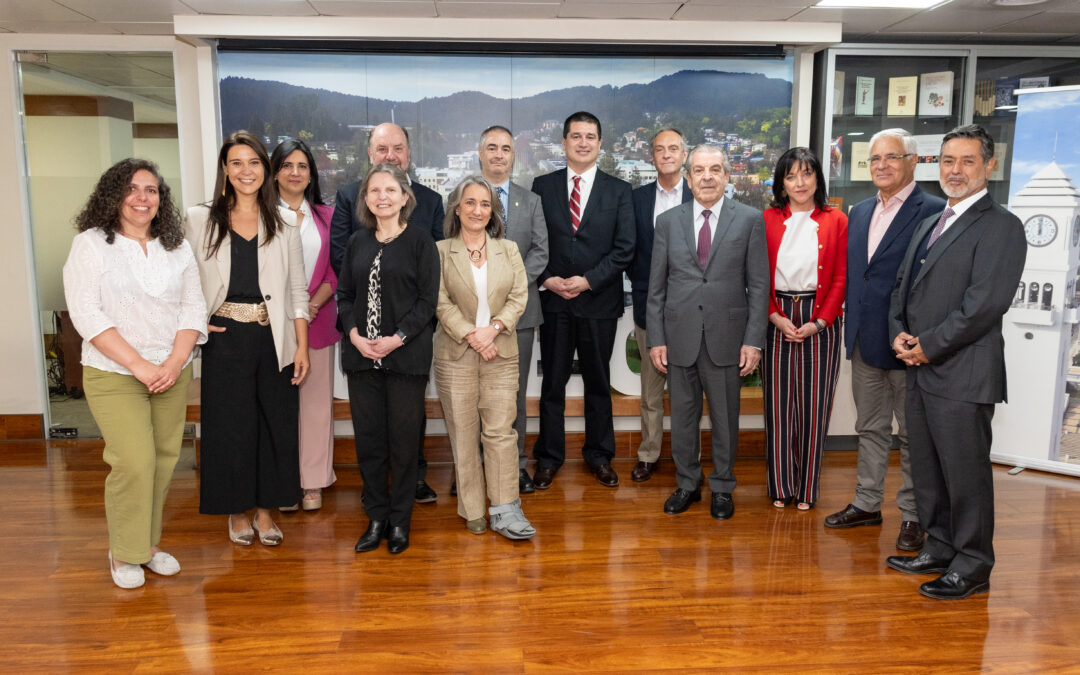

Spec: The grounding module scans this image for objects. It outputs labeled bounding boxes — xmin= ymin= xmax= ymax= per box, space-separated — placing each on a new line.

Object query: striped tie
xmin=570 ymin=175 xmax=582 ymax=233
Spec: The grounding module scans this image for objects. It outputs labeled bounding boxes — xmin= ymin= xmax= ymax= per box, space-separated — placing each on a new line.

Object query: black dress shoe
xmin=415 ymin=480 xmax=437 ymax=503
xmin=886 ymin=551 xmax=950 ymax=575
xmin=896 ymin=520 xmax=926 ymax=551
xmin=590 ymin=462 xmax=619 ymax=487
xmin=631 ymin=461 xmax=659 ymax=482
xmin=710 ymin=492 xmax=735 ymax=520
xmin=532 ymin=466 xmax=555 ymax=490
xmin=387 ymin=526 xmax=410 ymax=554
xmin=824 ymin=503 xmax=883 ymax=529
xmin=519 ymin=469 xmax=535 ymax=494
xmin=663 ymin=487 xmax=701 ymax=514
xmin=354 ymin=520 xmax=387 ymax=553
xmin=449 ymin=480 xmax=457 ymax=497
xmin=919 ymin=571 xmax=989 ymax=600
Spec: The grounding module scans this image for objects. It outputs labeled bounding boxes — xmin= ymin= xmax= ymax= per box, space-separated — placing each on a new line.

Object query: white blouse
xmin=774 ymin=210 xmax=819 ymax=292
xmin=283 ymin=197 xmax=320 ymax=288
xmin=62 ymin=228 xmax=208 ymax=376
xmin=471 ymin=262 xmax=491 ymax=328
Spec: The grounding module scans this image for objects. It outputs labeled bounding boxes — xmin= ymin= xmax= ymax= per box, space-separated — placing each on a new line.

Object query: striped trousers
xmin=763 ymin=292 xmax=842 ymax=505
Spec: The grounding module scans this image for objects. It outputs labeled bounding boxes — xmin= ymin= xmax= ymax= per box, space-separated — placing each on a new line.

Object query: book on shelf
xmin=1018 ymin=76 xmax=1050 ymax=90
xmin=991 ymin=143 xmax=1008 ymax=181
xmin=830 ymin=136 xmax=843 ymax=180
xmin=833 ymin=71 xmax=845 ymax=115
xmin=918 ymin=71 xmax=954 ymax=117
xmin=855 ymin=76 xmax=875 ymax=116
xmin=827 ymin=196 xmax=843 ymax=211
xmin=974 ymin=80 xmax=995 ymax=117
xmin=850 ymin=142 xmax=871 ymax=181
xmin=887 ymin=76 xmax=918 ymax=116
xmin=913 ymin=134 xmax=945 ymax=182
xmin=995 ymin=77 xmax=1019 ymax=112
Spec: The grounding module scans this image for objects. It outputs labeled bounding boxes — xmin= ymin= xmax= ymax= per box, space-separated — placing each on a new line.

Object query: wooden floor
xmin=3 ymin=440 xmax=1080 ymax=673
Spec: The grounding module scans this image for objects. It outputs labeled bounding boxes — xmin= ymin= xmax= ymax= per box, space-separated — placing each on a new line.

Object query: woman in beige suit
xmin=185 ymin=130 xmax=310 ymax=546
xmin=435 ymin=176 xmax=533 ymax=540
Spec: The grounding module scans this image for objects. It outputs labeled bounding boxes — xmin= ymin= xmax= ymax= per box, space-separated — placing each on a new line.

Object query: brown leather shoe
xmin=532 ymin=466 xmax=555 ymax=490
xmin=631 ymin=461 xmax=659 ymax=482
xmin=824 ymin=503 xmax=883 ymax=529
xmin=896 ymin=520 xmax=926 ymax=551
xmin=590 ymin=462 xmax=619 ymax=487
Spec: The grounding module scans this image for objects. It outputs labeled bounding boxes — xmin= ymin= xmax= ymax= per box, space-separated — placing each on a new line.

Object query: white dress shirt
xmin=63 ymin=228 xmax=208 ymax=376
xmin=693 ymin=197 xmax=725 ymax=245
xmin=653 ymin=179 xmax=684 ymax=226
xmin=567 ymin=164 xmax=599 ymax=216
xmin=938 ymin=188 xmax=988 ymax=236
xmin=774 ymin=210 xmax=819 ymax=292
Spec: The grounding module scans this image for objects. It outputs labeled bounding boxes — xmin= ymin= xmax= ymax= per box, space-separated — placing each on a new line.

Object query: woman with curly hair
xmin=185 ymin=130 xmax=310 ymax=547
xmin=62 ymin=158 xmax=207 ymax=588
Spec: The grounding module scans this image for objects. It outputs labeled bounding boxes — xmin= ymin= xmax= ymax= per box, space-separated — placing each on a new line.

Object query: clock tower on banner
xmin=993 ymin=162 xmax=1080 ymax=463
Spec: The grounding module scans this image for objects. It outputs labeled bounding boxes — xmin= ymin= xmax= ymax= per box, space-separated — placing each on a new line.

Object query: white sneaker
xmin=108 ymin=551 xmax=145 ymax=589
xmin=143 ymin=551 xmax=181 ymax=576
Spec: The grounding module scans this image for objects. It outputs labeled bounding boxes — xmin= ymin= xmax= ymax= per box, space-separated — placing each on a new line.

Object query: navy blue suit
xmin=629 ymin=178 xmax=692 ymax=331
xmin=845 ymin=185 xmax=946 ymax=370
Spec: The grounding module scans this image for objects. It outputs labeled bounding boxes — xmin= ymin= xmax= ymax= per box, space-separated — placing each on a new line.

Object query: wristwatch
xmin=395 ymin=330 xmax=407 ymax=343
xmin=814 ymin=319 xmax=826 ymax=331
xmin=490 ymin=320 xmax=503 ymax=332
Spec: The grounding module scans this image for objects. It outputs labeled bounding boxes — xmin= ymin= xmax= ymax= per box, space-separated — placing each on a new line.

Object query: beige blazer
xmin=434 ymin=234 xmax=527 ymax=361
xmin=184 ymin=204 xmax=309 ymax=371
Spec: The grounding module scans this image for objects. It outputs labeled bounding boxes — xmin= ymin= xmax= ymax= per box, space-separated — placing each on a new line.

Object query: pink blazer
xmin=308 ymin=203 xmax=341 ymax=350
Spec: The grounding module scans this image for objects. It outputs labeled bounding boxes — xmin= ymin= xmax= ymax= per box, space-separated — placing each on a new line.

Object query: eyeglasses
xmin=868 ymin=153 xmax=913 ymax=165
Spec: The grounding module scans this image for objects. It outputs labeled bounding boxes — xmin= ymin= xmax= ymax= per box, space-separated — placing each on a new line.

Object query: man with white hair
xmin=824 ymin=129 xmax=945 ymax=552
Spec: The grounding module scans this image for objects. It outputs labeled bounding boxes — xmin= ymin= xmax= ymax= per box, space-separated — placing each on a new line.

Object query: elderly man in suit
xmin=530 ymin=111 xmax=635 ymax=489
xmin=886 ymin=125 xmax=1025 ymax=600
xmin=825 ymin=129 xmax=946 ymax=552
xmin=647 ymin=144 xmax=768 ymax=519
xmin=628 ymin=128 xmax=692 ymax=483
xmin=477 ymin=125 xmax=549 ymax=494
xmin=329 ymin=121 xmax=445 ymax=504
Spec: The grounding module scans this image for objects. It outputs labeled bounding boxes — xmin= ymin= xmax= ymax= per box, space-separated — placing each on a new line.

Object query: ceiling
xmin=1 ymin=0 xmax=1079 ymax=44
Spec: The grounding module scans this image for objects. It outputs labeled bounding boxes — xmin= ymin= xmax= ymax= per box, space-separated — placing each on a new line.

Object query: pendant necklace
xmin=466 ymin=240 xmax=486 ymax=263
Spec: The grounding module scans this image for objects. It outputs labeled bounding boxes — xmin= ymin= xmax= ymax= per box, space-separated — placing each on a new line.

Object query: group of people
xmin=64 ymin=109 xmax=1024 ymax=601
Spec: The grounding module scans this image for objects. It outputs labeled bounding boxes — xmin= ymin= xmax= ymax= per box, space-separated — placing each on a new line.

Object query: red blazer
xmin=308 ymin=203 xmax=341 ymax=350
xmin=764 ymin=205 xmax=847 ymax=325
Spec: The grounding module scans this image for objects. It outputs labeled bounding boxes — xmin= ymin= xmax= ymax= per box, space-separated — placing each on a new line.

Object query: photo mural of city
xmin=218 ymin=52 xmax=794 ymax=212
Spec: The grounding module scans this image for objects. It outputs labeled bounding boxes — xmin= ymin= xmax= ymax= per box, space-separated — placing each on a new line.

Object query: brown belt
xmin=213 ymin=301 xmax=269 ymax=326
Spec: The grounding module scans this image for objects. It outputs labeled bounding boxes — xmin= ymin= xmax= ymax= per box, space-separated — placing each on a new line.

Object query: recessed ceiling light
xmin=815 ymin=0 xmax=948 ymax=8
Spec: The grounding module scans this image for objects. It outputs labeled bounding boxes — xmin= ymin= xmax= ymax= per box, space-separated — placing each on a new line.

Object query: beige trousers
xmin=298 ymin=344 xmax=337 ymax=489
xmin=435 ymin=350 xmax=519 ymax=521
xmin=635 ymin=324 xmax=667 ymax=463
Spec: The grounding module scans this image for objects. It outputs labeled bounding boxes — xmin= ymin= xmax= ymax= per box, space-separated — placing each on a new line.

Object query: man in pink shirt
xmin=824 ymin=129 xmax=946 ymax=551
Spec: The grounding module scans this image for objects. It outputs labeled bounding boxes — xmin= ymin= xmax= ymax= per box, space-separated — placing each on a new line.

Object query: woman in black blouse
xmin=338 ymin=163 xmax=439 ymax=555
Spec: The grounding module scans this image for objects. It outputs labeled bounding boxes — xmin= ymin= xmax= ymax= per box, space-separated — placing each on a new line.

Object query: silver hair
xmin=443 ymin=174 xmax=505 ymax=239
xmin=650 ymin=127 xmax=687 ymax=152
xmin=686 ymin=143 xmax=731 ymax=175
xmin=869 ymin=128 xmax=918 ymax=156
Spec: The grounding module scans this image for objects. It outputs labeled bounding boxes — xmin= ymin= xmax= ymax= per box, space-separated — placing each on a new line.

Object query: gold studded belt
xmin=213 ymin=301 xmax=269 ymax=326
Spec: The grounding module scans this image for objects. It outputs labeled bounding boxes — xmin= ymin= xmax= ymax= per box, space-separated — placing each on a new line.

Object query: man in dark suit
xmin=825 ymin=129 xmax=946 ymax=552
xmin=628 ymin=128 xmax=691 ymax=483
xmin=886 ymin=125 xmax=1025 ymax=600
xmin=529 ymin=111 xmax=635 ymax=489
xmin=478 ymin=125 xmax=549 ymax=494
xmin=646 ymin=144 xmax=768 ymax=519
xmin=329 ymin=122 xmax=445 ymax=504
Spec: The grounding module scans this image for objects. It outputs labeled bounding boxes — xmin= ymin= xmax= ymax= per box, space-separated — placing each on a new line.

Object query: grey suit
xmin=502 ymin=181 xmax=549 ymax=466
xmin=646 ymin=199 xmax=769 ymax=493
xmin=888 ymin=192 xmax=1025 ymax=583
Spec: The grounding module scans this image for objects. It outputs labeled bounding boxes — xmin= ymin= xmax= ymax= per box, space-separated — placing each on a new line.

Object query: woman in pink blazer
xmin=272 ymin=139 xmax=340 ymax=511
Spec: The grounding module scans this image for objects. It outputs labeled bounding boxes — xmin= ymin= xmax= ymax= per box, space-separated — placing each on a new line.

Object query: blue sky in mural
xmin=1010 ymin=86 xmax=1080 ymax=202
xmin=218 ymin=52 xmax=793 ymax=101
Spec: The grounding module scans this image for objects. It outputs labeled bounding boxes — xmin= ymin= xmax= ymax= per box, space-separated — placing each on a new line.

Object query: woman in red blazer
xmin=272 ymin=139 xmax=341 ymax=511
xmin=762 ymin=147 xmax=847 ymax=510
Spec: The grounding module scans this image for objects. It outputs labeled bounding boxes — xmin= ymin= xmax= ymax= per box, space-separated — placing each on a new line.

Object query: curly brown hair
xmin=74 ymin=158 xmax=184 ymax=250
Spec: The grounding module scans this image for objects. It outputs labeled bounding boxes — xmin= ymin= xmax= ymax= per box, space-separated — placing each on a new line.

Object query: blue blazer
xmin=629 ymin=178 xmax=692 ymax=329
xmin=845 ymin=184 xmax=946 ymax=370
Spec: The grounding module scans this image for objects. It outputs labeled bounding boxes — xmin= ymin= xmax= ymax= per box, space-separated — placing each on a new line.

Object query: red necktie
xmin=698 ymin=209 xmax=712 ymax=268
xmin=570 ymin=175 xmax=582 ymax=233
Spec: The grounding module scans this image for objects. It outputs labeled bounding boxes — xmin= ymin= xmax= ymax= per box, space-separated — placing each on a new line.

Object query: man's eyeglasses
xmin=868 ymin=153 xmax=913 ymax=165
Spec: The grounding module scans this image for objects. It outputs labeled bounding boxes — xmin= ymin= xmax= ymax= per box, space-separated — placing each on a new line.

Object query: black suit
xmin=530 ymin=168 xmax=635 ymax=470
xmin=330 ymin=178 xmax=445 ymax=275
xmin=889 ymin=192 xmax=1025 ymax=583
xmin=629 ymin=178 xmax=693 ymax=331
xmin=330 ymin=174 xmax=445 ymax=484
